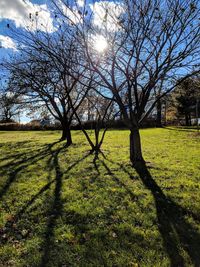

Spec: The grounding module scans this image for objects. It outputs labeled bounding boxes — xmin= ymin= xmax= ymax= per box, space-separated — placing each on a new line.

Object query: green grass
xmin=0 ymin=128 xmax=199 ymax=267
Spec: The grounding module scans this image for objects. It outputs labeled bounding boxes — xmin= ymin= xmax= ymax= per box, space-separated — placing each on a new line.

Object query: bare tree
xmin=62 ymin=0 xmax=200 ymax=165
xmin=3 ymin=0 xmax=200 ymax=164
xmin=5 ymin=25 xmax=91 ymax=145
xmin=0 ymin=78 xmax=21 ymax=122
xmin=75 ymin=91 xmax=115 ymax=156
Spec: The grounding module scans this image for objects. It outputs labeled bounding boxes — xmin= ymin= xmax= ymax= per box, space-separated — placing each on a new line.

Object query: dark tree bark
xmin=185 ymin=113 xmax=191 ymax=126
xmin=156 ymin=98 xmax=162 ymax=127
xmin=73 ymin=0 xmax=200 ymax=166
xmin=60 ymin=122 xmax=72 ymax=145
xmin=189 ymin=113 xmax=192 ymax=126
xmin=130 ymin=127 xmax=144 ymax=165
xmin=90 ymin=125 xmax=108 ymax=158
xmin=185 ymin=113 xmax=189 ymax=126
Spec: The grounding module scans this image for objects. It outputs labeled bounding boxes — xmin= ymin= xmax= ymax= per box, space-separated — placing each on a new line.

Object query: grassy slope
xmin=0 ymin=128 xmax=199 ymax=267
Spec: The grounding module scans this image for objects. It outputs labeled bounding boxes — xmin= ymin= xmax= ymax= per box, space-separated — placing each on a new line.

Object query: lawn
xmin=0 ymin=128 xmax=200 ymax=267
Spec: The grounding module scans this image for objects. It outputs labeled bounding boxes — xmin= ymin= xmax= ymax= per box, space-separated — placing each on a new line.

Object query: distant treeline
xmin=0 ymin=118 xmax=160 ymax=131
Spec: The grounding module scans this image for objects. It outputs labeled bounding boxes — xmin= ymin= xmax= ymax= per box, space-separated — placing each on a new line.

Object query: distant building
xmin=29 ymin=118 xmax=51 ymax=127
xmin=40 ymin=118 xmax=51 ymax=126
xmin=191 ymin=118 xmax=200 ymax=126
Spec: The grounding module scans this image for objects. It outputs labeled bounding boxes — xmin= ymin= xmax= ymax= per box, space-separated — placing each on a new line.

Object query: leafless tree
xmin=5 ymin=25 xmax=91 ymax=145
xmin=3 ymin=0 xmax=200 ymax=164
xmin=0 ymin=78 xmax=21 ymax=122
xmin=60 ymin=0 xmax=200 ymax=165
xmin=75 ymin=90 xmax=115 ymax=156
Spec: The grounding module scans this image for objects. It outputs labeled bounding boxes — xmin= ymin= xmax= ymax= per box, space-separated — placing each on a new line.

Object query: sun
xmin=93 ymin=35 xmax=108 ymax=53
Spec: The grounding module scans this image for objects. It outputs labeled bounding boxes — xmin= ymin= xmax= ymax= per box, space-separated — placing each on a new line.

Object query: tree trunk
xmin=188 ymin=112 xmax=191 ymax=126
xmin=91 ymin=127 xmax=101 ymax=157
xmin=185 ymin=113 xmax=190 ymax=126
xmin=156 ymin=98 xmax=162 ymax=127
xmin=130 ymin=127 xmax=144 ymax=165
xmin=60 ymin=122 xmax=72 ymax=145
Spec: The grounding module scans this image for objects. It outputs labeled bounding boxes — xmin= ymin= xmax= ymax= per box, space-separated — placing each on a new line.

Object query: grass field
xmin=0 ymin=128 xmax=200 ymax=267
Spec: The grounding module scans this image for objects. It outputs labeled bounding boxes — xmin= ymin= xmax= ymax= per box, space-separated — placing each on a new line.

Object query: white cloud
xmin=77 ymin=0 xmax=84 ymax=8
xmin=90 ymin=1 xmax=124 ymax=31
xmin=0 ymin=35 xmax=17 ymax=50
xmin=57 ymin=0 xmax=82 ymax=25
xmin=0 ymin=0 xmax=55 ymax=32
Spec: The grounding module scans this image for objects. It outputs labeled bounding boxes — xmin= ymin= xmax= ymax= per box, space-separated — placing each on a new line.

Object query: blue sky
xmin=0 ymin=0 xmax=94 ymax=122
xmin=0 ymin=0 xmax=98 ymax=59
xmin=0 ymin=0 xmax=55 ymax=122
xmin=0 ymin=0 xmax=55 ymax=58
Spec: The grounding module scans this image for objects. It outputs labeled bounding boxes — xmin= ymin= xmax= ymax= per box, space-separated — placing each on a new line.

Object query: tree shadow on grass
xmin=14 ymin=151 xmax=144 ymax=266
xmin=38 ymin=154 xmax=147 ymax=267
xmin=0 ymin=142 xmax=90 ymax=224
xmin=0 ymin=140 xmax=92 ymax=266
xmin=39 ymin=142 xmax=65 ymax=267
xmin=0 ymin=141 xmax=62 ymax=202
xmin=0 ymin=141 xmax=37 ymax=167
xmin=134 ymin=163 xmax=200 ymax=267
xmin=98 ymin=158 xmax=138 ymax=204
xmin=102 ymin=155 xmax=200 ymax=266
xmin=0 ymin=141 xmax=64 ymax=241
xmin=40 ymin=147 xmax=91 ymax=267
xmin=10 ymin=152 xmax=91 ymax=224
xmin=1 ymin=142 xmax=200 ymax=266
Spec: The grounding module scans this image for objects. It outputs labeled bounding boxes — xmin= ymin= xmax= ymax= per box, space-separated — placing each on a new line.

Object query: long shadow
xmin=2 ymin=141 xmax=200 ymax=265
xmin=0 ymin=141 xmax=59 ymax=171
xmin=0 ymin=143 xmax=43 ymax=164
xmin=0 ymin=141 xmax=65 ymax=245
xmin=103 ymin=154 xmax=200 ymax=222
xmin=0 ymin=141 xmax=61 ymax=201
xmin=0 ymin=144 xmax=90 ymax=248
xmin=98 ymin=158 xmax=138 ymax=203
xmin=40 ymin=146 xmax=91 ymax=266
xmin=40 ymin=151 xmax=106 ymax=266
xmin=40 ymin=142 xmax=65 ymax=267
xmin=134 ymin=162 xmax=200 ymax=267
xmin=101 ymin=154 xmax=200 ymax=266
